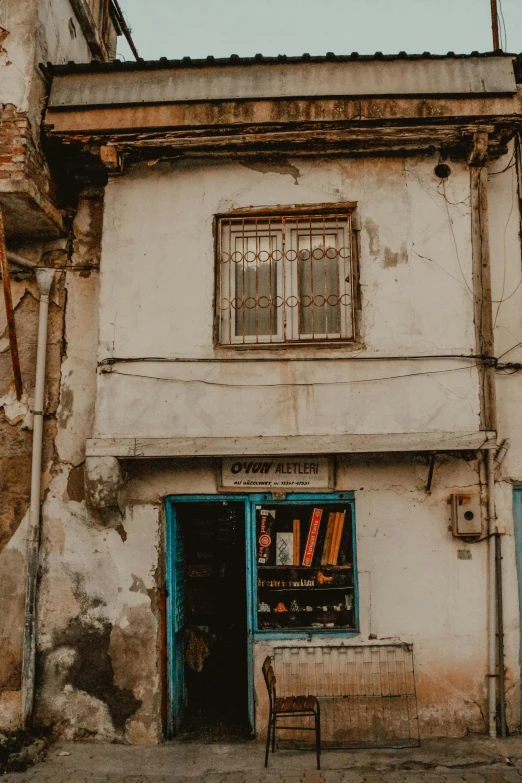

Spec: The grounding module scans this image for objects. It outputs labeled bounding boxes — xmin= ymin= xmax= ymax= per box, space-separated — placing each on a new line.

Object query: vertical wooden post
xmin=469 ymin=131 xmax=496 ymax=432
xmin=490 ymin=0 xmax=501 ymax=51
xmin=0 ymin=204 xmax=23 ymax=400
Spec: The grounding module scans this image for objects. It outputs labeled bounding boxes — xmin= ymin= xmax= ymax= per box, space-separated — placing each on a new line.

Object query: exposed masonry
xmin=0 ymin=106 xmax=50 ymax=195
xmin=0 ymin=104 xmax=63 ymax=237
xmin=0 ymin=187 xmax=160 ymax=742
xmin=0 ymin=104 xmax=55 ymax=200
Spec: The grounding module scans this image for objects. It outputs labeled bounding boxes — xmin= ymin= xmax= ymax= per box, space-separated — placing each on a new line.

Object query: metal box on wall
xmin=451 ymin=494 xmax=482 ymax=537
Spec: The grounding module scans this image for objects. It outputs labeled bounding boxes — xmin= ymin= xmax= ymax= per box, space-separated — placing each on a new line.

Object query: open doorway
xmin=172 ymin=501 xmax=250 ymax=741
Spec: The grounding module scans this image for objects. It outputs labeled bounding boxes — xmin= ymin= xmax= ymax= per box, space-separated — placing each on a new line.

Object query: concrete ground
xmin=6 ymin=736 xmax=522 ymax=782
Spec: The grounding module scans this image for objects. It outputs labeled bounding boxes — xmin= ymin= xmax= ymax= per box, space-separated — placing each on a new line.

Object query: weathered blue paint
xmin=165 ymin=503 xmax=186 ymax=736
xmin=165 ymin=491 xmax=359 ymax=736
xmin=165 ymin=495 xmax=255 ymax=733
xmin=512 ymin=487 xmax=522 ymax=727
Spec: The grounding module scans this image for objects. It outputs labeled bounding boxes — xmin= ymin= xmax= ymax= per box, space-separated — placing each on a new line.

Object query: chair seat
xmin=274 ymin=695 xmax=318 ymax=714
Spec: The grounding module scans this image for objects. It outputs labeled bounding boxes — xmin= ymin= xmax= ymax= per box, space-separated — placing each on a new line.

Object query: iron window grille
xmin=218 ymin=209 xmax=357 ymax=346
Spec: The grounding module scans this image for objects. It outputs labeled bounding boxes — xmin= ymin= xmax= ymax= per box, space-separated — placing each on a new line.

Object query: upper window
xmin=217 ymin=206 xmax=357 ymax=346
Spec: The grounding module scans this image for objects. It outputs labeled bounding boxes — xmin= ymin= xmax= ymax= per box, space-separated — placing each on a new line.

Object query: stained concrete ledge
xmin=5 ymin=736 xmax=522 ymax=781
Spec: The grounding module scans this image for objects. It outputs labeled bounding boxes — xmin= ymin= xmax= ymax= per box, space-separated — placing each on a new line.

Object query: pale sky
xmin=116 ymin=0 xmax=522 ymax=62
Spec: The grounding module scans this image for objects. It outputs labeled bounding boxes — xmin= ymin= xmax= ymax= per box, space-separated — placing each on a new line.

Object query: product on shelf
xmin=258 ymin=509 xmax=275 ymax=564
xmin=302 ymin=508 xmax=323 ymax=566
xmin=293 ymin=519 xmax=300 ymax=565
xmin=329 ymin=510 xmax=346 ymax=565
xmin=275 ymin=531 xmax=293 ymax=565
xmin=321 ymin=512 xmax=337 ymax=565
xmin=316 ymin=571 xmax=333 ymax=585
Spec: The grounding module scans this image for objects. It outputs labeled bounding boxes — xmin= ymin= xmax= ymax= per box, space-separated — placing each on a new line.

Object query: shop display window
xmin=256 ymin=502 xmax=356 ymax=631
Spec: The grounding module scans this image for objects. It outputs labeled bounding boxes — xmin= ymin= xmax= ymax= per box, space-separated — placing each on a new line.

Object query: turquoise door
xmin=513 ymin=488 xmax=522 ymax=727
xmin=166 ymin=496 xmax=255 ymax=737
xmin=166 ymin=505 xmax=186 ymax=735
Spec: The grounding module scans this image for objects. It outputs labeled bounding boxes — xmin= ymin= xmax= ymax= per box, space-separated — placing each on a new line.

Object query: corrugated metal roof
xmin=47 ymin=54 xmax=518 ymax=110
xmin=48 ymin=50 xmax=518 ymax=75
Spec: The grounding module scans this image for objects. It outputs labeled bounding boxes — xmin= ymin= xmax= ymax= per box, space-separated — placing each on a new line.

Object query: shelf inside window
xmin=258 ymin=565 xmax=352 ymax=570
xmin=255 ymin=502 xmax=355 ymax=632
xmin=259 ymin=585 xmax=353 ymax=592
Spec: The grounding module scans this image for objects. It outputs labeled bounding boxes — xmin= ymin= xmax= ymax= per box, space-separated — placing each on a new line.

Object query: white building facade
xmin=2 ymin=47 xmax=522 ymax=745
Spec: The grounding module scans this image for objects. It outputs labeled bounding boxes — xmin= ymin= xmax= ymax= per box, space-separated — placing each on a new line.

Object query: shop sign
xmin=221 ymin=456 xmax=332 ymax=490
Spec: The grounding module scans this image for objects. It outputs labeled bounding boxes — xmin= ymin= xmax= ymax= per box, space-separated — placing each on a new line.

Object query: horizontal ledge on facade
xmin=0 ymin=181 xmax=65 ymax=239
xmin=85 ymin=431 xmax=497 ymax=459
xmin=47 ymin=57 xmax=517 ymax=108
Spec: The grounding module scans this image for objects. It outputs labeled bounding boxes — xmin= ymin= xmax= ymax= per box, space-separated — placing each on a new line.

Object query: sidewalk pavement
xmin=5 ymin=736 xmax=522 ymax=782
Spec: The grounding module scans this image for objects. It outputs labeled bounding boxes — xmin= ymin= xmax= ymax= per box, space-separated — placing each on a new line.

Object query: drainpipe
xmin=21 ymin=266 xmax=55 ymax=728
xmin=6 ymin=250 xmax=38 ymax=270
xmin=487 ymin=447 xmax=497 ymax=737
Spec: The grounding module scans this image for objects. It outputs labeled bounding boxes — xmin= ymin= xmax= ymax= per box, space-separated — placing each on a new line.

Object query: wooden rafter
xmin=0 ymin=205 xmax=23 ymax=400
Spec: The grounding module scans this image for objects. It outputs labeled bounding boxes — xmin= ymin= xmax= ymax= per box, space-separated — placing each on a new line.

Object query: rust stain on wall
xmin=364 ymin=217 xmax=380 ymax=258
xmin=383 ymin=243 xmax=408 ymax=268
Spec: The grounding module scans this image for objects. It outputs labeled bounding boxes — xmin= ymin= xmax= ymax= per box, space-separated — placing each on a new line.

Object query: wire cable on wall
xmin=104 ymin=364 xmax=477 ymax=388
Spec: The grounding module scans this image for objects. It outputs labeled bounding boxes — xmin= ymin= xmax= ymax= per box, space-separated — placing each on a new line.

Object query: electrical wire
xmin=442 ymin=181 xmax=474 ymax=296
xmin=98 ymin=353 xmax=483 ymax=366
xmin=488 ymin=149 xmax=516 ymax=177
xmin=493 ymin=164 xmax=516 ymax=326
xmin=497 ymin=341 xmax=522 ymax=361
xmin=104 ymin=364 xmax=477 ymax=388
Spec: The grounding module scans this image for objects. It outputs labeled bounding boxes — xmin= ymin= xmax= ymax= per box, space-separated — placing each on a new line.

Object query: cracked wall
xmin=95 ymin=154 xmax=480 ymax=442
xmin=0 ymin=237 xmax=66 ymax=729
xmin=28 ymin=189 xmax=161 ymax=744
xmin=121 ymin=451 xmax=520 ymax=739
xmin=2 ymin=140 xmax=522 ymax=743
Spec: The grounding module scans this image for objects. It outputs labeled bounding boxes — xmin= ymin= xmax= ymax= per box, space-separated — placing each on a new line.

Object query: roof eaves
xmin=47 ymin=50 xmax=519 ymax=77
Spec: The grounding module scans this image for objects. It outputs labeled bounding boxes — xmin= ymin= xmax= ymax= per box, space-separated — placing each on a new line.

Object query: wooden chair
xmin=262 ymin=655 xmax=321 ymax=769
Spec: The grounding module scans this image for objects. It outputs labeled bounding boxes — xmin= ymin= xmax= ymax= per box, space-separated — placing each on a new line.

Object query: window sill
xmin=254 ymin=629 xmax=360 ymax=641
xmin=214 ymin=340 xmax=365 ymax=359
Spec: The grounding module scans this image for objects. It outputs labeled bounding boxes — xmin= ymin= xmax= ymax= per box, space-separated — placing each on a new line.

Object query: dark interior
xmin=177 ymin=502 xmax=250 ymax=741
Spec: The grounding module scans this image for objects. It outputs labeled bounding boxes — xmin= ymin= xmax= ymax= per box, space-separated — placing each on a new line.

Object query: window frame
xmin=250 ymin=492 xmax=359 ymax=640
xmin=215 ymin=203 xmax=360 ymax=349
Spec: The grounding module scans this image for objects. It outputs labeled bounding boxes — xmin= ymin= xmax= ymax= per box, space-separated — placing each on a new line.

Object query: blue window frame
xmin=248 ymin=492 xmax=359 ymax=641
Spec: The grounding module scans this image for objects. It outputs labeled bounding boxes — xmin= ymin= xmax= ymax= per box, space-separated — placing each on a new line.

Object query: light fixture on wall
xmin=434 ymin=163 xmax=451 ymax=179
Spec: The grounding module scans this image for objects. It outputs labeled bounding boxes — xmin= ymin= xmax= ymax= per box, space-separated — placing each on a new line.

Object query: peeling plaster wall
xmin=95 ymin=154 xmax=480 ymax=441
xmin=8 ymin=189 xmax=163 ymax=744
xmin=0 ymin=248 xmax=65 ymax=728
xmin=0 ymin=0 xmax=91 ymax=133
xmin=121 ymin=452 xmax=521 ymax=739
xmin=2 ymin=142 xmax=522 ymax=744
xmin=0 ymin=0 xmax=98 ymax=239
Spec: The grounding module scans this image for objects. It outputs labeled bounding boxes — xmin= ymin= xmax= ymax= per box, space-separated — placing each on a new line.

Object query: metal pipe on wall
xmin=496 ymin=531 xmax=507 ymax=736
xmin=21 ymin=267 xmax=55 ymax=728
xmin=6 ymin=250 xmax=38 ymax=270
xmin=487 ymin=448 xmax=498 ymax=737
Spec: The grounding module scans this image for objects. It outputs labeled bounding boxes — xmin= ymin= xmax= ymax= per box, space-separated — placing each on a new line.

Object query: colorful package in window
xmin=276 ymin=532 xmax=293 ymax=565
xmin=302 ymin=507 xmax=323 ymax=566
xmin=258 ymin=509 xmax=275 ymax=564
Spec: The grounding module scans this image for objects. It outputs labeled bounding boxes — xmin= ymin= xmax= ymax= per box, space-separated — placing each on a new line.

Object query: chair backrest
xmin=262 ymin=655 xmax=277 ymax=706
